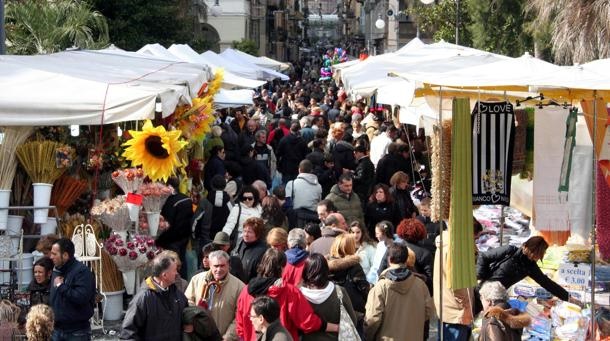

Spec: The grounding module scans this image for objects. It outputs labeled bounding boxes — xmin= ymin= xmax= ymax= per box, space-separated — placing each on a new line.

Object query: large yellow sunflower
xmin=122 ymin=120 xmax=188 ymax=182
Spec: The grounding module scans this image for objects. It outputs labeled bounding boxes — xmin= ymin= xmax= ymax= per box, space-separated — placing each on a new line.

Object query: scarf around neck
xmin=300 ymin=282 xmax=335 ymax=304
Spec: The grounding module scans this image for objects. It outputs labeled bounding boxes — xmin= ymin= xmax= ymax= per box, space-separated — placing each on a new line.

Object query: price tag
xmin=126 ymin=193 xmax=143 ymax=206
xmin=557 ymin=263 xmax=590 ymax=286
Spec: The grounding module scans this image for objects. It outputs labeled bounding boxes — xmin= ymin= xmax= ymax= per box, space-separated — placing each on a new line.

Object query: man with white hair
xmin=308 ymin=213 xmax=347 ymax=256
xmin=281 ymin=228 xmax=309 ymax=287
xmin=252 ymin=180 xmax=268 ymax=201
xmin=185 ymin=250 xmax=245 ymax=341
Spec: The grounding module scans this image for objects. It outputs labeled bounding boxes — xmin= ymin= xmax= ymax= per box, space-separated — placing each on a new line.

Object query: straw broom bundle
xmin=0 ymin=127 xmax=34 ymax=190
xmin=59 ymin=213 xmax=102 ymax=240
xmin=15 ymin=141 xmax=72 ymax=184
xmin=430 ymin=120 xmax=452 ymax=222
xmin=101 ymin=249 xmax=125 ymax=292
xmin=50 ymin=176 xmax=88 ymax=216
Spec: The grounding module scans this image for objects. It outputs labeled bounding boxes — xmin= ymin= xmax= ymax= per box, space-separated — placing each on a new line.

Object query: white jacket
xmin=285 ymin=173 xmax=322 ymax=211
xmin=357 ymin=242 xmax=377 ymax=276
xmin=370 ymin=132 xmax=392 ymax=167
xmin=222 ymin=203 xmax=262 ymax=242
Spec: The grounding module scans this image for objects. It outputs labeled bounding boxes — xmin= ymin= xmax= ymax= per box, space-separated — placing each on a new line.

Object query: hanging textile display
xmin=522 ymin=107 xmax=535 ymax=179
xmin=471 ymin=101 xmax=516 ymax=205
xmin=512 ymin=109 xmax=527 ymax=175
xmin=597 ymin=163 xmax=610 ymax=259
xmin=558 ymin=108 xmax=578 ymax=196
xmin=447 ymin=98 xmax=476 ymax=289
xmin=533 ymin=106 xmax=571 ymax=245
xmin=581 ymin=98 xmax=610 ymax=187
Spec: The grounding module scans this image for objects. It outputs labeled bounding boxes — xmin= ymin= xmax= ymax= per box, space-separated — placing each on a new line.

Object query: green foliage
xmin=232 ymin=39 xmax=259 ymax=56
xmin=5 ymin=0 xmax=109 ymax=55
xmin=89 ymin=0 xmax=194 ymax=51
xmin=465 ymin=0 xmax=533 ymax=57
xmin=410 ymin=0 xmax=472 ymax=46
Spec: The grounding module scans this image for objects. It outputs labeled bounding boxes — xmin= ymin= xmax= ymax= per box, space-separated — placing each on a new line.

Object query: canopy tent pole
xmin=585 ymin=90 xmax=597 ymax=340
xmin=438 ymin=86 xmax=444 ymax=341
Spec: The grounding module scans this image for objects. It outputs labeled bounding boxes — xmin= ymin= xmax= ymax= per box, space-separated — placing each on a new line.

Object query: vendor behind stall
xmin=476 ymin=236 xmax=582 ymax=312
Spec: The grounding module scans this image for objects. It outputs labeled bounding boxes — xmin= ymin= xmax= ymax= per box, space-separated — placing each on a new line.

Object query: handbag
xmin=336 ymin=287 xmax=361 ymax=341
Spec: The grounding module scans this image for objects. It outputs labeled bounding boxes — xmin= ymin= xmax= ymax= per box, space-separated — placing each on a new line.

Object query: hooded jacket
xmin=479 ymin=306 xmax=531 ymax=341
xmin=120 ymin=278 xmax=189 ymax=341
xmin=300 ymin=283 xmax=357 ymax=341
xmin=365 ymin=266 xmax=435 ymax=341
xmin=325 ymin=185 xmax=364 ymax=226
xmin=286 ymin=173 xmax=322 ymax=211
xmin=327 ymin=254 xmax=369 ymax=313
xmin=282 ymin=247 xmax=309 ymax=287
xmin=236 ymin=278 xmax=322 ymax=341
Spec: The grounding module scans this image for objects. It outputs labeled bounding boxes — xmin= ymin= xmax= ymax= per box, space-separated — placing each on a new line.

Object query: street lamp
xmin=375 ymin=14 xmax=385 ymax=29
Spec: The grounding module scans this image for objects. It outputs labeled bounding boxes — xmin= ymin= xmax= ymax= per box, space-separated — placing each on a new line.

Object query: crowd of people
xmin=9 ymin=74 xmax=582 ymax=341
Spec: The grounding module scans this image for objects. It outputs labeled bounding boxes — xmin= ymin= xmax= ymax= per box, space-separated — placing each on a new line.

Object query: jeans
xmin=52 ymin=328 xmax=92 ymax=341
xmin=442 ymin=323 xmax=472 ymax=341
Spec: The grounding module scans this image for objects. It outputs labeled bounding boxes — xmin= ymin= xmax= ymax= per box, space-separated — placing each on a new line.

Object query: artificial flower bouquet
xmin=138 ymin=182 xmax=173 ymax=213
xmin=104 ymin=234 xmax=156 ymax=272
xmin=91 ymin=196 xmax=131 ymax=232
xmin=111 ymin=168 xmax=145 ymax=194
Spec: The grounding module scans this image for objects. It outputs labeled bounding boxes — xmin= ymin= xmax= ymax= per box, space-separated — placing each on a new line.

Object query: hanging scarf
xmin=198 ymin=271 xmax=227 ymax=309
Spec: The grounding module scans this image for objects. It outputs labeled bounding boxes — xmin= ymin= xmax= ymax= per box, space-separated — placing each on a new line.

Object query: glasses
xmin=249 ymin=314 xmax=259 ymax=320
xmin=242 ymin=196 xmax=254 ymax=201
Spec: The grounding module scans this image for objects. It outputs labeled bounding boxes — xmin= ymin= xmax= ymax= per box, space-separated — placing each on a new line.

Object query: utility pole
xmin=0 ymin=0 xmax=6 ymax=55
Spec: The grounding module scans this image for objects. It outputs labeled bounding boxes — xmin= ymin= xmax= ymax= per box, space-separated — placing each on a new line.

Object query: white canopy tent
xmin=0 ymin=63 xmax=158 ymax=125
xmin=200 ymin=51 xmax=262 ymax=80
xmin=0 ymin=50 xmax=211 ymax=125
xmin=214 ymin=89 xmax=254 ymax=108
xmin=167 ymin=44 xmax=267 ymax=89
xmin=220 ymin=48 xmax=290 ymax=81
xmin=258 ymin=56 xmax=291 ymax=72
xmin=225 ymin=48 xmax=282 ymax=70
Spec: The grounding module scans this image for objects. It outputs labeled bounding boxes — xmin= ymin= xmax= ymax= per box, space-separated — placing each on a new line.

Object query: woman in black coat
xmin=476 ymin=236 xmax=578 ymax=306
xmin=28 ymin=257 xmax=53 ymax=306
xmin=389 ymin=171 xmax=419 ymax=221
xmin=365 ymin=184 xmax=400 ymax=237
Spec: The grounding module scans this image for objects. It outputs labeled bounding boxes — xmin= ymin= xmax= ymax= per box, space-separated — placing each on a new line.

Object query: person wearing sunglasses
xmin=222 ymin=185 xmax=263 ymax=252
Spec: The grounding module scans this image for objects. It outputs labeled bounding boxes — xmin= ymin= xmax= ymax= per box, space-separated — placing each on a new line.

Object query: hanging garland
xmin=173 ymin=69 xmax=224 ymax=140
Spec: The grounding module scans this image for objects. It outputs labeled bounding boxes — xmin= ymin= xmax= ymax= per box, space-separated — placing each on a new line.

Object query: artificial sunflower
xmin=122 ymin=120 xmax=188 ymax=182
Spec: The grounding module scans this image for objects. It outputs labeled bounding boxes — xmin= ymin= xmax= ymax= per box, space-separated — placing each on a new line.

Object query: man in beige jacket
xmin=365 ymin=243 xmax=435 ymax=341
xmin=433 ymin=229 xmax=475 ymax=341
xmin=185 ymin=250 xmax=245 ymax=341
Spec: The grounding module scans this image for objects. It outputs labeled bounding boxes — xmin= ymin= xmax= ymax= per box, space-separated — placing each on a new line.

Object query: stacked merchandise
xmin=474 ymin=205 xmax=531 ymax=252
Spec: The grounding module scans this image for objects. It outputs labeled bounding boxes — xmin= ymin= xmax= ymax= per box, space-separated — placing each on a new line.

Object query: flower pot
xmin=146 ymin=212 xmax=160 ymax=237
xmin=127 ymin=203 xmax=139 ymax=222
xmin=6 ymin=215 xmax=23 ymax=236
xmin=12 ymin=253 xmax=33 ymax=285
xmin=33 ymin=183 xmax=53 ymax=224
xmin=122 ymin=269 xmax=136 ymax=295
xmin=40 ymin=217 xmax=57 ymax=235
xmin=102 ymin=289 xmax=125 ymax=321
xmin=0 ymin=190 xmax=10 ymax=231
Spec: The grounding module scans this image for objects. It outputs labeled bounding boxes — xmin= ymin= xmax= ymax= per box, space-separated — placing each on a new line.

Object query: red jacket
xmin=236 ymin=281 xmax=322 ymax=341
xmin=281 ymin=260 xmax=306 ymax=287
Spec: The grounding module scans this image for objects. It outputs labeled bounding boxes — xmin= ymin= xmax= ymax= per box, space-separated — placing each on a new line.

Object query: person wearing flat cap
xmin=211 ymin=232 xmax=246 ymax=282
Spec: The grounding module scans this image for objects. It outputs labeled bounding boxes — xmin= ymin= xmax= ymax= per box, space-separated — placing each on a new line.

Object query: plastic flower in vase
xmin=104 ymin=233 xmax=157 ymax=272
xmin=122 ymin=120 xmax=188 ymax=182
xmin=138 ymin=210 xmax=170 ymax=235
xmin=111 ymin=168 xmax=145 ymax=194
xmin=90 ymin=195 xmax=131 ymax=233
xmin=138 ymin=182 xmax=173 ymax=212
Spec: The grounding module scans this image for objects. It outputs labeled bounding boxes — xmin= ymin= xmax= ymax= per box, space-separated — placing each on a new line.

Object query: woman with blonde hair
xmin=26 ymin=304 xmax=54 ymax=341
xmin=0 ymin=299 xmax=20 ymax=339
xmin=266 ymin=227 xmax=288 ymax=252
xmin=326 ymin=233 xmax=369 ymax=315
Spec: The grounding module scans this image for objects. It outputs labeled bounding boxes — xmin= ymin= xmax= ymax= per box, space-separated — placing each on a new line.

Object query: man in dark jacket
xmin=352 ymin=144 xmax=375 ymax=207
xmin=50 ymin=238 xmax=96 ymax=341
xmin=250 ymin=296 xmax=293 ymax=341
xmin=375 ymin=143 xmax=413 ymax=186
xmin=159 ymin=177 xmax=194 ymax=278
xmin=120 ymin=252 xmax=189 ymax=341
xmin=276 ymin=123 xmax=309 ymax=184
